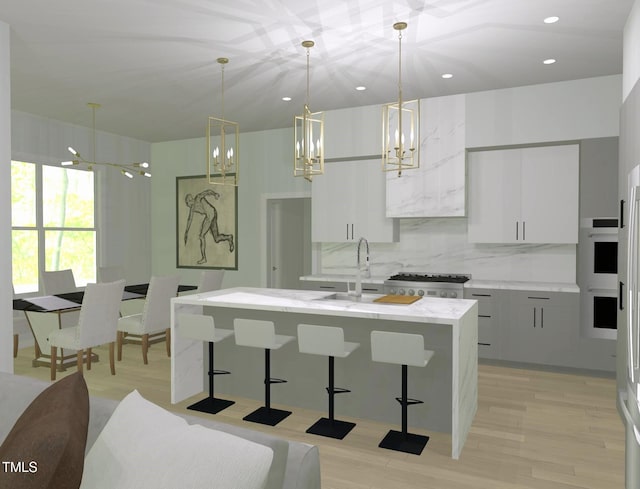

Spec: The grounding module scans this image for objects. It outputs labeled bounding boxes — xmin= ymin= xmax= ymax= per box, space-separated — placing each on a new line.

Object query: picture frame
xmin=176 ymin=174 xmax=238 ymax=270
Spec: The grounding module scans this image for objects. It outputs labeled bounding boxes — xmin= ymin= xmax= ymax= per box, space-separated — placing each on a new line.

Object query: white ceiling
xmin=1 ymin=0 xmax=634 ymax=142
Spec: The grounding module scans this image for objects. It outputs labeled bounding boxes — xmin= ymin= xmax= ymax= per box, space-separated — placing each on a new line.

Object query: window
xmin=11 ymin=161 xmax=96 ymax=293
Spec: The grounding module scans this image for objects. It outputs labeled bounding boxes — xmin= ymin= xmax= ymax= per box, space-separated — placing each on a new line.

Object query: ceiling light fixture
xmin=61 ymin=103 xmax=151 ymax=178
xmin=356 ymin=86 xmax=367 ymax=91
xmin=282 ymin=96 xmax=292 ymax=101
xmin=382 ymin=21 xmax=419 ymax=177
xmin=207 ymin=57 xmax=239 ymax=186
xmin=294 ymin=40 xmax=324 ymax=182
xmin=442 ymin=73 xmax=453 ymax=79
xmin=543 ymin=58 xmax=557 ymax=64
xmin=544 ymin=16 xmax=559 ymax=24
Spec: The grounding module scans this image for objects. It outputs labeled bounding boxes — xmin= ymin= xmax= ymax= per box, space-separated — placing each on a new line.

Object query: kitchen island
xmin=170 ymin=287 xmax=478 ymax=459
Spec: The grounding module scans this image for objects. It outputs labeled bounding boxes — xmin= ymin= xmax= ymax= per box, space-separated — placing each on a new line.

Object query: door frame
xmin=260 ymin=191 xmax=316 ymax=288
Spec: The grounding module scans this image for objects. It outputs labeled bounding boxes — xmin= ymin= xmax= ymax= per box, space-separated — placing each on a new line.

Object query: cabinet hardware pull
xmin=351 ymin=223 xmax=354 ymax=240
xmin=319 ymin=285 xmax=336 ymax=289
xmin=541 ymin=307 xmax=544 ymax=328
xmin=346 ymin=224 xmax=349 ymax=240
xmin=478 ymin=342 xmax=491 ymax=346
xmin=472 ymin=293 xmax=491 ymax=297
xmin=523 ymin=221 xmax=526 ymax=240
xmin=527 ymin=296 xmax=550 ymax=300
xmin=621 ymin=199 xmax=626 ymax=229
xmin=533 ymin=307 xmax=536 ymax=328
xmin=478 ymin=314 xmax=491 ymax=318
xmin=620 ymin=281 xmax=625 ymax=311
xmin=516 ymin=221 xmax=519 ymax=240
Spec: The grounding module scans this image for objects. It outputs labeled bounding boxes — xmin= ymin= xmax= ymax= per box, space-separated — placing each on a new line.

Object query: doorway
xmin=266 ymin=197 xmax=311 ymax=289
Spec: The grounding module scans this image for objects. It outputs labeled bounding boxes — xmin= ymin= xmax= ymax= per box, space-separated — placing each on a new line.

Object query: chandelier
xmin=382 ymin=22 xmax=420 ymax=176
xmin=62 ymin=103 xmax=151 ymax=178
xmin=207 ymin=57 xmax=239 ymax=186
xmin=294 ymin=40 xmax=324 ymax=182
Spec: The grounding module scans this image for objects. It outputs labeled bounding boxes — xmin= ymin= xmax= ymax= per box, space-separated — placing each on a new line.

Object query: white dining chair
xmin=48 ymin=279 xmax=126 ymax=381
xmin=41 ymin=269 xmax=78 ymax=295
xmin=197 ymin=270 xmax=225 ymax=293
xmin=117 ymin=275 xmax=180 ymax=364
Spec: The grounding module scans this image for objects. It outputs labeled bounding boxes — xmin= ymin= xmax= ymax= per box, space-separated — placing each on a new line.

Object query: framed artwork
xmin=176 ymin=174 xmax=238 ymax=270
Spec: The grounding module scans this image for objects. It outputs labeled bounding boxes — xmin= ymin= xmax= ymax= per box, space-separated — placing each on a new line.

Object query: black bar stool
xmin=234 ymin=318 xmax=294 ymax=426
xmin=178 ymin=313 xmax=235 ymax=414
xmin=297 ymin=324 xmax=360 ymax=439
xmin=371 ymin=330 xmax=434 ymax=455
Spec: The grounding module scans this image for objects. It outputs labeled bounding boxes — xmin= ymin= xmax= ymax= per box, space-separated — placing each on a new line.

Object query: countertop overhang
xmin=174 ymin=287 xmax=477 ymax=324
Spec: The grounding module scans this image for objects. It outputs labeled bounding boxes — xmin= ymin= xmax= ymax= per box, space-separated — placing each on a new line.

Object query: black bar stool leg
xmin=243 ymin=348 xmax=291 ymax=426
xmin=306 ymin=356 xmax=356 ymax=440
xmin=378 ymin=364 xmax=429 ymax=455
xmin=187 ymin=341 xmax=235 ymax=415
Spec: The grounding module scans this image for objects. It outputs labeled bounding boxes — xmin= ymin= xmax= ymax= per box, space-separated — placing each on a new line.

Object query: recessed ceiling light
xmin=544 ymin=16 xmax=559 ymax=24
xmin=282 ymin=96 xmax=291 ymax=101
xmin=356 ymin=86 xmax=366 ymax=91
xmin=441 ymin=73 xmax=453 ymax=79
xmin=543 ymin=58 xmax=557 ymax=65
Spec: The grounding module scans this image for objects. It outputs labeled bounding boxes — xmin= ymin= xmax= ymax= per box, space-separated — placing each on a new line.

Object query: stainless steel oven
xmin=579 ymin=218 xmax=618 ymax=340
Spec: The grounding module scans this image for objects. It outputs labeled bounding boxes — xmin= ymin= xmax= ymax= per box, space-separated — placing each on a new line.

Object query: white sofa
xmin=0 ymin=373 xmax=321 ymax=489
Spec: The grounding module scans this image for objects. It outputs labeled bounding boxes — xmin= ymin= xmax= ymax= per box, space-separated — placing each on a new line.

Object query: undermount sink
xmin=315 ymin=292 xmax=380 ymax=303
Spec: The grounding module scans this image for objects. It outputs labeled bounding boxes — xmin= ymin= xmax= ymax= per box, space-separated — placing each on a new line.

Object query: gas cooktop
xmin=386 ymin=273 xmax=471 ymax=284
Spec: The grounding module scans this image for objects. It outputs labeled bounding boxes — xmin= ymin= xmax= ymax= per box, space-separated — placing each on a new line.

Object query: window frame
xmin=11 ymin=160 xmax=98 ymax=295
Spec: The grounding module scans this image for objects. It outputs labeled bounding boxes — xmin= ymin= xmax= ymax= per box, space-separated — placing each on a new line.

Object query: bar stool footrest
xmin=266 ymin=377 xmax=287 ymax=385
xmin=187 ymin=396 xmax=235 ymax=415
xmin=379 ymin=429 xmax=429 ymax=455
xmin=211 ymin=369 xmax=231 ymax=376
xmin=306 ymin=417 xmax=356 ymax=440
xmin=243 ymin=406 xmax=291 ymax=426
xmin=395 ymin=396 xmax=424 ymax=407
xmin=326 ymin=387 xmax=351 ymax=395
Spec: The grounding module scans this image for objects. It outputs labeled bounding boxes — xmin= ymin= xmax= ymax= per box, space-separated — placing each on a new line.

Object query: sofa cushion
xmin=81 ymin=390 xmax=274 ymax=489
xmin=0 ymin=372 xmax=89 ymax=489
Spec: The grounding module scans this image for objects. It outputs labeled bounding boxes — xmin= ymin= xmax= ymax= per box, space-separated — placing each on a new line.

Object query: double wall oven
xmin=579 ymin=218 xmax=619 ymax=340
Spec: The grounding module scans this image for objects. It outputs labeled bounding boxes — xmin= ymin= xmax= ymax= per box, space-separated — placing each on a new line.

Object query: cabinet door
xmin=311 ymin=162 xmax=357 ymax=242
xmin=503 ymin=291 xmax=575 ymax=366
xmin=520 ymin=144 xmax=579 ymax=243
xmin=323 ymin=105 xmax=382 ymax=159
xmin=467 ymin=148 xmax=522 ymax=243
xmin=312 ymin=160 xmax=398 ymax=242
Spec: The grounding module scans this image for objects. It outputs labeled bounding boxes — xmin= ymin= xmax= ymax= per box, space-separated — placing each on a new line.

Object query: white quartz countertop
xmin=299 ymin=274 xmax=387 ymax=284
xmin=301 ymin=275 xmax=579 ymax=293
xmin=465 ymin=280 xmax=580 ymax=293
xmin=174 ymin=287 xmax=477 ymax=324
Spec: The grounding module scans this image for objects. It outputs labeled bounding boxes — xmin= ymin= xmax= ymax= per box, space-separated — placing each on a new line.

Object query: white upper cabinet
xmin=467 ymin=144 xmax=579 ymax=244
xmin=386 ymin=94 xmax=466 ymax=217
xmin=323 ymin=105 xmax=382 ymax=159
xmin=311 ymin=159 xmax=399 ymax=243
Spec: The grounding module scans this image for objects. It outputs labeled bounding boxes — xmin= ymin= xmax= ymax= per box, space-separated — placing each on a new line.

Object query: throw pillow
xmin=81 ymin=390 xmax=274 ymax=489
xmin=0 ymin=372 xmax=90 ymax=489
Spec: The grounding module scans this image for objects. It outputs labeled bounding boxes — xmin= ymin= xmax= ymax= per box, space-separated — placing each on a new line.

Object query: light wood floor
xmin=13 ymin=343 xmax=625 ymax=489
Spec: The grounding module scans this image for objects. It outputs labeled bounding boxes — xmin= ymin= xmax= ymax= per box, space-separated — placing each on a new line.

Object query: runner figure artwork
xmin=176 ymin=175 xmax=237 ymax=270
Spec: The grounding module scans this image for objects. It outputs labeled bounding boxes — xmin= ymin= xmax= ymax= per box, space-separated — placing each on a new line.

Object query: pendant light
xmin=294 ymin=40 xmax=324 ymax=182
xmin=207 ymin=57 xmax=239 ymax=186
xmin=61 ymin=103 xmax=151 ymax=178
xmin=382 ymin=22 xmax=420 ymax=176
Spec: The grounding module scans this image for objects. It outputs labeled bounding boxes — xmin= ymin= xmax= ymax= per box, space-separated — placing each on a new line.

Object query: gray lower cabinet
xmin=300 ymin=280 xmax=348 ymax=292
xmin=300 ymin=280 xmax=384 ymax=294
xmin=502 ymin=291 xmax=576 ymax=366
xmin=464 ymin=288 xmax=500 ymax=359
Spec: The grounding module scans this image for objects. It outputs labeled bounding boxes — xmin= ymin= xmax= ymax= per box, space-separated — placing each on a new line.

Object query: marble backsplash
xmin=319 ymin=218 xmax=576 ymax=283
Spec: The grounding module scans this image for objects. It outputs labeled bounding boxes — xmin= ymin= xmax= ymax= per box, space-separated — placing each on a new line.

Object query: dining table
xmin=13 ymin=283 xmax=197 ymax=370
